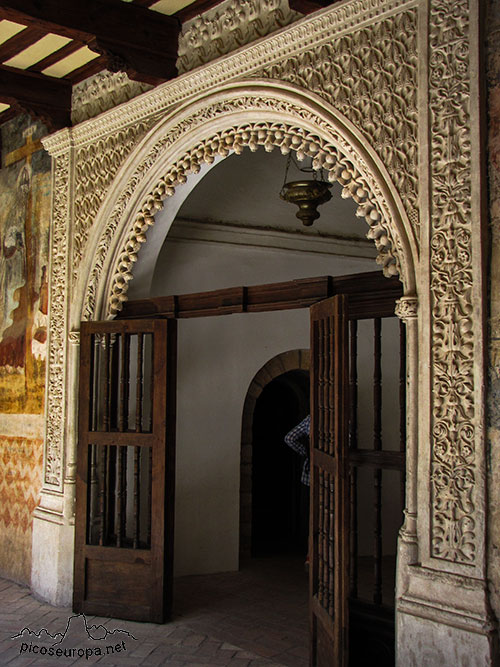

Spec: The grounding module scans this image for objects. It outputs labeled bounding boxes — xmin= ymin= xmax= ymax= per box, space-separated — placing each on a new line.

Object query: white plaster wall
xmin=151 ymin=234 xmax=401 ymax=576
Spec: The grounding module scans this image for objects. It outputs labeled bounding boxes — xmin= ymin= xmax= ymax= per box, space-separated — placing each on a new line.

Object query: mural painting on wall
xmin=0 ymin=116 xmax=50 ymax=414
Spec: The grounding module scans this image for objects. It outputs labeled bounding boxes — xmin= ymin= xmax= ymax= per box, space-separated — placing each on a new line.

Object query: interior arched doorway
xmin=252 ymin=369 xmax=310 ymax=557
xmin=239 ymin=350 xmax=310 ymax=560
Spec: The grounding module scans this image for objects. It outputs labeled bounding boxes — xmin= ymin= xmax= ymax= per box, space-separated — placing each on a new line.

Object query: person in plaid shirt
xmin=284 ymin=414 xmax=310 ymax=486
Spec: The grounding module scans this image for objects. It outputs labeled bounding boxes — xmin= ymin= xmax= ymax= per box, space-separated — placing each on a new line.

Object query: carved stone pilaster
xmin=41 ymin=130 xmax=74 ymax=491
xmin=428 ymin=0 xmax=479 ymax=566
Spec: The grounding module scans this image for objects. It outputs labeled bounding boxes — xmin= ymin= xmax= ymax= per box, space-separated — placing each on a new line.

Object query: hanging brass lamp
xmin=280 ymin=155 xmax=332 ymax=226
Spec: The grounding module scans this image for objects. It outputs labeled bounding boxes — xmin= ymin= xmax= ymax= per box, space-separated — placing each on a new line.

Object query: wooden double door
xmin=74 ymin=271 xmax=404 ymax=665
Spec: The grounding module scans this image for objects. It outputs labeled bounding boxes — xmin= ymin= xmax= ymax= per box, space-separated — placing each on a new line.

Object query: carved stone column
xmin=395 ymin=296 xmax=419 ymax=561
xmin=395 ymin=0 xmax=497 ymax=661
xmin=31 ymin=130 xmax=76 ymax=606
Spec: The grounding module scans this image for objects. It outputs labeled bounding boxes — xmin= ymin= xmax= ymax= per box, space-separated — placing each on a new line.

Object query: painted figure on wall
xmin=0 ymin=116 xmax=51 ymax=414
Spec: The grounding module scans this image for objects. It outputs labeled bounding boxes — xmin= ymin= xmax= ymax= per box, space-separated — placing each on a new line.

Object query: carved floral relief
xmin=429 ymin=0 xmax=477 ymax=563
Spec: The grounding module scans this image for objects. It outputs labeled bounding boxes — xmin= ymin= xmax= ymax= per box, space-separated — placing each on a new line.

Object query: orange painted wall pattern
xmin=0 ymin=435 xmax=43 ymax=583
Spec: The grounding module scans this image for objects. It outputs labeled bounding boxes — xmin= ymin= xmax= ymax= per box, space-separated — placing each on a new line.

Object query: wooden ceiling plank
xmin=0 ymin=64 xmax=71 ymax=129
xmin=0 ymin=24 xmax=45 ymax=61
xmin=0 ymin=1 xmax=180 ymax=54
xmin=28 ymin=40 xmax=82 ymax=73
xmin=0 ymin=1 xmax=180 ymax=83
xmin=0 ymin=106 xmax=17 ymax=125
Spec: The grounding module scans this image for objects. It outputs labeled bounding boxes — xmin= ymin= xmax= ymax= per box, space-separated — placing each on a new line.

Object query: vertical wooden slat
xmin=88 ymin=444 xmax=97 ymax=544
xmin=148 ymin=333 xmax=154 ymax=546
xmin=318 ymin=468 xmax=325 ymax=607
xmin=327 ymin=319 xmax=334 ymax=456
xmin=117 ymin=334 xmax=130 ymax=547
xmin=99 ymin=447 xmax=108 ymax=546
xmin=133 ymin=334 xmax=144 ymax=549
xmin=103 ymin=333 xmax=111 ymax=431
xmin=373 ymin=318 xmax=382 ymax=606
xmin=91 ymin=335 xmax=99 ymax=431
xmin=323 ymin=471 xmax=330 ymax=612
xmin=399 ymin=319 xmax=407 ymax=510
xmin=328 ymin=473 xmax=334 ymax=617
xmin=349 ymin=320 xmax=358 ymax=599
xmin=136 ymin=333 xmax=144 ymax=432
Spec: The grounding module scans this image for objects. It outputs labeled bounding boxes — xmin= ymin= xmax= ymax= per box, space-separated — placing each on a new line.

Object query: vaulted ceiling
xmin=0 ymin=0 xmax=334 ymax=129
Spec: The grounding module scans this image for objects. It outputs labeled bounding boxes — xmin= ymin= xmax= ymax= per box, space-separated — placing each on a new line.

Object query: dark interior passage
xmin=251 ymin=369 xmax=310 ymax=557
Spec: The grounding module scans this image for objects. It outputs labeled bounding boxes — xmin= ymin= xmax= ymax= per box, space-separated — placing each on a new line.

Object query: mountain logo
xmin=11 ymin=613 xmax=137 ymax=660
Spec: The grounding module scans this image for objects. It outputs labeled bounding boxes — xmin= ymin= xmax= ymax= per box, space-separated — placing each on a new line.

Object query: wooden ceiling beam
xmin=66 ymin=55 xmax=112 ymax=84
xmin=174 ymin=0 xmax=227 ymax=22
xmin=0 ymin=0 xmax=180 ymax=83
xmin=0 ymin=65 xmax=71 ymax=129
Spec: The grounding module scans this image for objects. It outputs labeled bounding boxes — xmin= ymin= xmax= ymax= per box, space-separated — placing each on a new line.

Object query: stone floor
xmin=0 ymin=556 xmax=309 ymax=666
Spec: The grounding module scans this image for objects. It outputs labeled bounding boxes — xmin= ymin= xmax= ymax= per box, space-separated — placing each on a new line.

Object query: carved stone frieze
xmin=255 ymin=9 xmax=419 ymax=237
xmin=71 ymin=70 xmax=152 ymax=125
xmin=80 ymin=94 xmax=409 ymax=320
xmin=177 ymin=0 xmax=301 ymax=74
xmin=72 ymin=116 xmax=162 ymax=283
xmin=44 ymin=152 xmax=70 ymax=489
xmin=429 ymin=0 xmax=476 ymax=564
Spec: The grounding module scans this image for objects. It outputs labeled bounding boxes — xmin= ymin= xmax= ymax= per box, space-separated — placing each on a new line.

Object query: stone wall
xmin=487 ymin=0 xmax=500 ymax=635
xmin=0 ymin=115 xmax=50 ymax=583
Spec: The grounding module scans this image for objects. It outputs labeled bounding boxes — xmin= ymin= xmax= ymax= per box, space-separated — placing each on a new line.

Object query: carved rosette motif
xmin=429 ymin=0 xmax=476 ymax=563
xmin=73 ymin=117 xmax=162 ymax=282
xmin=256 ymin=10 xmax=419 ymax=237
xmin=45 ymin=152 xmax=70 ymax=488
xmin=80 ymin=95 xmax=407 ymax=320
xmin=177 ymin=0 xmax=300 ymax=73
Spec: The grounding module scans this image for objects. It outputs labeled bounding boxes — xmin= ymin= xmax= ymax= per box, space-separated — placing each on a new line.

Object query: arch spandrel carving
xmin=254 ymin=7 xmax=420 ymax=238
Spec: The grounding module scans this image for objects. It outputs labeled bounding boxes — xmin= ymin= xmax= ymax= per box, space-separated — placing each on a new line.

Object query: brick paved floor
xmin=1 ymin=557 xmax=309 ymax=667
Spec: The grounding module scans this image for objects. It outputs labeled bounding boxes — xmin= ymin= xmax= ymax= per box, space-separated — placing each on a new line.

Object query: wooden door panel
xmin=74 ymin=318 xmax=176 ymax=623
xmin=310 ymin=295 xmax=349 ymax=667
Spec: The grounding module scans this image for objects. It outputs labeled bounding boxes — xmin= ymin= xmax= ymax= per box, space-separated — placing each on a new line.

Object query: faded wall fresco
xmin=0 ymin=116 xmax=50 ymax=414
xmin=487 ymin=0 xmax=500 ymax=635
xmin=0 ymin=115 xmax=50 ymax=583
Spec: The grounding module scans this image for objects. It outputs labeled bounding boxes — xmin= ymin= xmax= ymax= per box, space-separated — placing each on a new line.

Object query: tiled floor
xmin=0 ymin=556 xmax=309 ymax=666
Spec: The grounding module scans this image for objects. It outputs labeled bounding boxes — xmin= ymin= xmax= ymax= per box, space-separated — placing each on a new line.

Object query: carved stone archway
xmin=76 ymin=82 xmax=417 ymax=324
xmin=34 ymin=0 xmax=495 ymax=662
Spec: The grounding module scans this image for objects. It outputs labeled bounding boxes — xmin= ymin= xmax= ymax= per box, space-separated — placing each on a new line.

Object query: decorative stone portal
xmin=32 ymin=0 xmax=496 ymax=662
